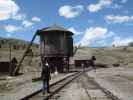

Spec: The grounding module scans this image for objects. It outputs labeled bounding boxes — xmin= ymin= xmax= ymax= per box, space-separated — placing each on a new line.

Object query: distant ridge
xmin=0 ymin=37 xmax=39 ymax=49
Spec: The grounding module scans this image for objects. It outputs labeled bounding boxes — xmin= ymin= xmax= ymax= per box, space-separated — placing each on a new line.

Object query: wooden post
xmin=9 ymin=43 xmax=12 ymax=62
xmin=9 ymin=43 xmax=12 ymax=75
xmin=68 ymin=57 xmax=69 ymax=72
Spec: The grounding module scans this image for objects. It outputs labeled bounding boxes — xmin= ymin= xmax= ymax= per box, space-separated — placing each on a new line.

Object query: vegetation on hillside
xmin=0 ymin=37 xmax=39 ymax=50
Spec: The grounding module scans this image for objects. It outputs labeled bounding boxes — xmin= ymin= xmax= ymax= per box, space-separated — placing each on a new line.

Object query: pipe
xmin=13 ymin=33 xmax=37 ymax=76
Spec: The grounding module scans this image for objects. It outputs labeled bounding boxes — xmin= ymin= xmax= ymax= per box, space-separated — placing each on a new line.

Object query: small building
xmin=0 ymin=58 xmax=10 ymax=73
xmin=71 ymin=47 xmax=92 ymax=68
xmin=0 ymin=62 xmax=10 ymax=73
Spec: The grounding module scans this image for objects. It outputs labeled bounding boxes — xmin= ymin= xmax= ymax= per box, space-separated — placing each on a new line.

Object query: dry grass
xmin=1 ymin=46 xmax=133 ymax=72
xmin=75 ymin=47 xmax=133 ymax=66
xmin=127 ymin=63 xmax=133 ymax=67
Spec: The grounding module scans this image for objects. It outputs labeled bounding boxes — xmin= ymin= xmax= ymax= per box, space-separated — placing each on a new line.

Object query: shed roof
xmin=73 ymin=47 xmax=92 ymax=60
xmin=37 ymin=25 xmax=73 ymax=35
xmin=69 ymin=47 xmax=92 ymax=64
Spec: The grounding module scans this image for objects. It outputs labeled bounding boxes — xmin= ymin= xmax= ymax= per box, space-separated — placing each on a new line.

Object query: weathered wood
xmin=37 ymin=26 xmax=73 ymax=57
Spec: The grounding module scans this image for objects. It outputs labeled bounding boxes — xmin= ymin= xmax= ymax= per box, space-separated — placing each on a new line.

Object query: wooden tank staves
xmin=37 ymin=25 xmax=74 ymax=73
xmin=37 ymin=25 xmax=73 ymax=57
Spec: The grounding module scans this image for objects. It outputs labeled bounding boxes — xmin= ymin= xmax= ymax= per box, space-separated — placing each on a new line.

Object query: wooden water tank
xmin=37 ymin=25 xmax=74 ymax=57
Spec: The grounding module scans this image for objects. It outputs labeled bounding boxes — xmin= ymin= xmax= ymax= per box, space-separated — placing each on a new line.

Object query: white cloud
xmin=94 ymin=31 xmax=115 ymax=47
xmin=4 ymin=18 xmax=41 ymax=33
xmin=105 ymin=15 xmax=133 ymax=23
xmin=79 ymin=27 xmax=110 ymax=46
xmin=68 ymin=27 xmax=82 ymax=35
xmin=12 ymin=13 xmax=26 ymax=20
xmin=4 ymin=25 xmax=22 ymax=33
xmin=103 ymin=31 xmax=115 ymax=39
xmin=22 ymin=17 xmax=41 ymax=28
xmin=31 ymin=16 xmax=41 ymax=22
xmin=112 ymin=36 xmax=133 ymax=46
xmin=22 ymin=20 xmax=34 ymax=28
xmin=4 ymin=18 xmax=40 ymax=33
xmin=59 ymin=5 xmax=84 ymax=18
xmin=121 ymin=0 xmax=128 ymax=3
xmin=0 ymin=0 xmax=24 ymax=20
xmin=87 ymin=0 xmax=112 ymax=12
xmin=1 ymin=0 xmax=41 ymax=33
xmin=88 ymin=4 xmax=101 ymax=13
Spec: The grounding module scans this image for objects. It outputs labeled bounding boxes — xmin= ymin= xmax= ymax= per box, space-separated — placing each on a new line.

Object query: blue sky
xmin=0 ymin=0 xmax=133 ymax=47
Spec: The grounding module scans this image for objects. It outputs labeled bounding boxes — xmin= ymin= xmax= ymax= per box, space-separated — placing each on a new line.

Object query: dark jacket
xmin=11 ymin=57 xmax=18 ymax=64
xmin=41 ymin=64 xmax=51 ymax=80
xmin=92 ymin=56 xmax=96 ymax=61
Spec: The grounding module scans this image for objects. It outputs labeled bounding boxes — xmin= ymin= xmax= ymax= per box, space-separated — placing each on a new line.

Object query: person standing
xmin=81 ymin=63 xmax=85 ymax=72
xmin=41 ymin=58 xmax=51 ymax=94
xmin=91 ymin=56 xmax=96 ymax=72
xmin=9 ymin=57 xmax=18 ymax=76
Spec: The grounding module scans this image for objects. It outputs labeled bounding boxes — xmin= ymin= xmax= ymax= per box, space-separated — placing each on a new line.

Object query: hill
xmin=0 ymin=37 xmax=38 ymax=49
xmin=74 ymin=46 xmax=133 ymax=67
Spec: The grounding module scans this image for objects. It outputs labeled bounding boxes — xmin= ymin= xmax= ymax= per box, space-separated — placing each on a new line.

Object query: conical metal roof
xmin=37 ymin=25 xmax=73 ymax=35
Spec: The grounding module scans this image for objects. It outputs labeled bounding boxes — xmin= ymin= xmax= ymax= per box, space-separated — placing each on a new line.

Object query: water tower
xmin=36 ymin=25 xmax=74 ymax=72
xmin=13 ymin=25 xmax=74 ymax=75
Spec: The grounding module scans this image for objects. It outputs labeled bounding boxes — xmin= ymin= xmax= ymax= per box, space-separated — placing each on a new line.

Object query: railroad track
xmin=77 ymin=73 xmax=121 ymax=100
xmin=21 ymin=71 xmax=83 ymax=100
xmin=21 ymin=70 xmax=121 ymax=100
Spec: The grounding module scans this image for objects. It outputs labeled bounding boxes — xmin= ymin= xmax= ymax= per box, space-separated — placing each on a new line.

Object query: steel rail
xmin=43 ymin=72 xmax=82 ymax=100
xmin=21 ymin=71 xmax=82 ymax=100
xmin=84 ymin=74 xmax=121 ymax=100
xmin=21 ymin=69 xmax=121 ymax=100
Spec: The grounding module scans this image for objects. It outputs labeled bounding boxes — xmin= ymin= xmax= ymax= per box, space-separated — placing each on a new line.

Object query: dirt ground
xmin=88 ymin=66 xmax=133 ymax=100
xmin=1 ymin=66 xmax=133 ymax=100
xmin=0 ymin=71 xmax=40 ymax=93
xmin=1 ymin=46 xmax=133 ymax=100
